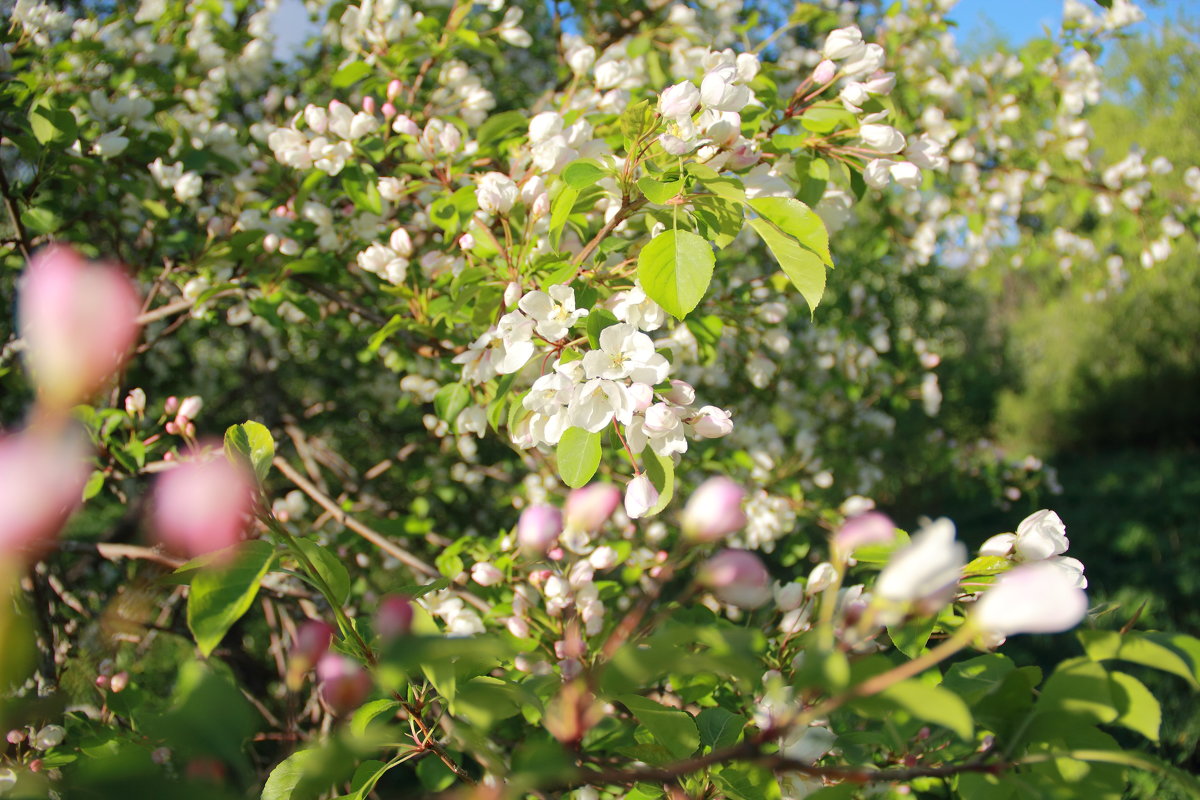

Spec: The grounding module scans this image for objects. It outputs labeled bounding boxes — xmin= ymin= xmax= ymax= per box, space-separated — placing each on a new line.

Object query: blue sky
xmin=272 ymin=0 xmax=1195 ymax=60
xmin=947 ymin=0 xmax=1194 ymax=45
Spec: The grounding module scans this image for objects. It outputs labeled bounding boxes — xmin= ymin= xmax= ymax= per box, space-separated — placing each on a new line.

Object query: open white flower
xmin=875 ymin=518 xmax=965 ymax=606
xmin=1014 ymin=509 xmax=1069 ymax=561
xmin=477 ymin=172 xmax=518 ymax=215
xmin=568 ymin=379 xmax=633 ymax=432
xmin=582 ymin=323 xmax=656 ymax=381
xmin=518 ymin=284 xmax=588 ymax=341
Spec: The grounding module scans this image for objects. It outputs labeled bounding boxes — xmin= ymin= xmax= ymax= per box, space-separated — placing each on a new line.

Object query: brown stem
xmin=572 ymin=197 xmax=647 ymax=278
xmin=0 ymin=162 xmax=32 ymax=260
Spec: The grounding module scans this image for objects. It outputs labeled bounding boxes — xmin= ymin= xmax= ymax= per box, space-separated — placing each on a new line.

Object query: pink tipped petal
xmin=19 ymin=246 xmax=141 ymax=408
xmin=152 ymin=452 xmax=255 ymax=559
xmin=0 ymin=429 xmax=89 ymax=557
xmin=973 ymin=561 xmax=1088 ymax=636
xmin=835 ymin=511 xmax=896 ymax=552
xmin=682 ymin=477 xmax=747 ymax=542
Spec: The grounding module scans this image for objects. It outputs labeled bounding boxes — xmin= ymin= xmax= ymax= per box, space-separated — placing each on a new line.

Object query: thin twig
xmin=0 ymin=162 xmax=31 ymax=259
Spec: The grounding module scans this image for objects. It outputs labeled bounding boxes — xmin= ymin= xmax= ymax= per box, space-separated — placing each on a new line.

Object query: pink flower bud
xmin=0 ymin=429 xmax=89 ymax=558
xmin=294 ymin=620 xmax=334 ymax=663
xmin=164 ymin=396 xmax=180 ymax=415
xmin=531 ymin=192 xmax=550 ymax=219
xmin=681 ymin=477 xmax=747 ymax=542
xmin=392 ymin=114 xmax=420 ymax=136
xmin=518 ymin=504 xmax=563 ymax=553
xmin=547 ymin=546 xmax=564 ymax=561
xmin=177 ymin=395 xmax=203 ymax=421
xmin=316 ymin=653 xmax=372 ymax=714
xmin=374 ymin=595 xmax=414 ymax=640
xmin=624 ymin=474 xmax=658 ymax=520
xmin=664 ymin=380 xmax=695 ymax=406
xmin=18 ymin=246 xmax=140 ymax=409
xmin=813 ymin=59 xmax=837 ymax=84
xmin=165 ymin=421 xmax=179 ymax=435
xmin=109 ymin=671 xmax=129 ymax=693
xmin=151 ymin=452 xmax=255 ymax=560
xmin=565 ymin=483 xmax=621 ymax=532
xmin=124 ymin=388 xmax=146 ymax=416
xmin=834 ymin=511 xmax=895 ymax=553
xmin=471 ymin=561 xmax=504 ymax=586
xmin=381 ymin=102 xmax=397 ymax=119
xmin=699 ymin=549 xmax=772 ymax=609
xmin=362 ymin=96 xmax=376 ymax=114
xmin=386 ymin=79 xmax=402 ymax=101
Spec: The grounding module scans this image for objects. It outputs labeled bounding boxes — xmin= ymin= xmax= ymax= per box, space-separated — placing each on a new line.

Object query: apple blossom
xmin=624 ymin=474 xmax=658 ymax=520
xmin=658 ymin=81 xmax=700 ymax=119
xmin=972 ymin=561 xmax=1088 ymax=636
xmin=375 ymin=595 xmax=415 ymax=640
xmin=0 ymin=428 xmax=89 ymax=557
xmin=18 ymin=246 xmax=141 ymax=409
xmin=834 ymin=511 xmax=896 ymax=553
xmin=1014 ymin=509 xmax=1070 ymax=561
xmin=874 ymin=518 xmax=966 ymax=606
xmin=822 ymin=26 xmax=865 ymax=61
xmin=476 ymin=171 xmax=518 ymax=215
xmin=700 ymin=550 xmax=772 ymax=609
xmin=316 ymin=653 xmax=372 ymax=714
xmin=152 ymin=453 xmax=255 ymax=560
xmin=681 ymin=477 xmax=747 ymax=542
xmin=518 ymin=504 xmax=563 ymax=553
xmin=564 ymin=483 xmax=621 ymax=532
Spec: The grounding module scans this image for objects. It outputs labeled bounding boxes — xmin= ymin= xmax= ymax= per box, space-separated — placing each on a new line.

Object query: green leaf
xmin=637 ymin=229 xmax=715 ymax=320
xmin=262 ymin=748 xmax=322 ymax=800
xmin=293 ymin=537 xmax=351 ymax=606
xmin=549 ymin=185 xmax=578 ymax=249
xmin=21 ymin=207 xmax=61 ymax=235
xmin=1078 ymin=630 xmax=1200 ymax=689
xmin=1047 ymin=748 xmax=1200 ymax=797
xmin=557 ymin=427 xmax=602 ymax=489
xmin=962 ymin=555 xmax=1011 ymax=576
xmin=82 ymin=470 xmax=104 ymax=501
xmin=187 ymin=540 xmax=275 ymax=657
xmin=749 ymin=197 xmax=833 ymax=268
xmin=434 ymin=383 xmax=471 ymax=428
xmin=697 ymin=707 xmax=744 ymax=750
xmin=562 ymin=159 xmax=607 ymax=189
xmin=349 ymin=699 xmax=400 ymax=738
xmin=712 ymin=763 xmax=783 ymax=800
xmin=30 ymin=105 xmax=78 ymax=146
xmin=748 ymin=217 xmax=827 ymax=316
xmin=887 ymin=615 xmax=936 ymax=659
xmin=331 ymin=61 xmax=372 ymax=88
xmin=619 ymin=695 xmax=700 ymax=759
xmin=221 ymin=420 xmax=275 ymax=484
xmin=620 ymin=99 xmax=657 ymax=145
xmin=874 ymin=679 xmax=974 ymax=740
xmin=476 ymin=110 xmax=526 ymax=147
xmin=416 ymin=754 xmax=456 ymax=792
xmin=1038 ymin=658 xmax=1117 ymax=724
xmin=641 ymin=448 xmax=674 ymax=516
xmin=637 ymin=176 xmax=683 ymax=204
xmin=1108 ymin=671 xmax=1161 ymax=742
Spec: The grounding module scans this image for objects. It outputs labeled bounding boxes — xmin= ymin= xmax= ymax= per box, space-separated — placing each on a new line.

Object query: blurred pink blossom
xmin=0 ymin=428 xmax=89 ymax=558
xmin=18 ymin=246 xmax=140 ymax=409
xmin=152 ymin=452 xmax=255 ymax=559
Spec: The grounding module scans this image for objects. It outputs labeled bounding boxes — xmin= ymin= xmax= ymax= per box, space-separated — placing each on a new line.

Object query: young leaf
xmin=748 ymin=218 xmax=827 ymax=316
xmin=557 ymin=427 xmax=602 ymax=488
xmin=549 ymin=185 xmax=579 ymax=249
xmin=642 ymin=448 xmax=675 ymax=516
xmin=293 ymin=537 xmax=351 ymax=606
xmin=562 ymin=159 xmax=608 ymax=189
xmin=224 ymin=421 xmax=275 ymax=484
xmin=187 ymin=540 xmax=275 ymax=657
xmin=637 ymin=229 xmax=715 ymax=320
xmin=749 ymin=197 xmax=833 ymax=267
xmin=434 ymin=383 xmax=471 ymax=428
xmin=619 ymin=694 xmax=700 ymax=759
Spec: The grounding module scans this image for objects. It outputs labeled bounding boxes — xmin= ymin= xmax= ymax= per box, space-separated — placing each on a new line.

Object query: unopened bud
xmin=316 ymin=654 xmax=372 ymax=714
xmin=164 ymin=395 xmax=179 ymax=415
xmin=565 ymin=484 xmax=621 ymax=532
xmin=6 ymin=729 xmax=26 ymax=745
xmin=362 ymin=96 xmax=376 ymax=115
xmin=33 ymin=725 xmax=65 ymax=750
xmin=109 ymin=671 xmax=129 ymax=693
xmin=386 ymin=79 xmax=402 ymax=101
xmin=177 ymin=395 xmax=203 ymax=421
xmin=834 ymin=511 xmax=895 ymax=554
xmin=699 ymin=549 xmax=771 ymax=609
xmin=124 ymin=388 xmax=146 ymax=416
xmin=681 ymin=477 xmax=747 ymax=542
xmin=813 ymin=59 xmax=837 ymax=84
xmin=518 ymin=505 xmax=563 ymax=553
xmin=375 ymin=596 xmax=414 ymax=640
xmin=381 ymin=102 xmax=396 ymax=119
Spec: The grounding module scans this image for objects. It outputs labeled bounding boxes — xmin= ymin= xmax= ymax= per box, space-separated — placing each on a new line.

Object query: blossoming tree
xmin=0 ymin=0 xmax=1198 ymax=798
